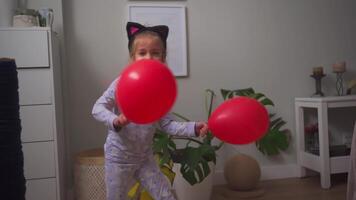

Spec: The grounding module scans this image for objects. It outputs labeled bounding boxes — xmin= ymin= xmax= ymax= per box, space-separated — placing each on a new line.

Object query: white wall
xmin=60 ymin=0 xmax=356 ymax=188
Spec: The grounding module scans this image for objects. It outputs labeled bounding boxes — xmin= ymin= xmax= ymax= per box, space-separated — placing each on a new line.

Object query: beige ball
xmin=224 ymin=154 xmax=261 ymax=191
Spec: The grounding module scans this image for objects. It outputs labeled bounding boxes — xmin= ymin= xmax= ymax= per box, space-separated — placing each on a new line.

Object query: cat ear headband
xmin=126 ymin=22 xmax=169 ymax=50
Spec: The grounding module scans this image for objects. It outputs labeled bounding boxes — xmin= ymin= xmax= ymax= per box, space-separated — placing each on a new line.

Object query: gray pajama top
xmin=92 ymin=78 xmax=196 ymax=163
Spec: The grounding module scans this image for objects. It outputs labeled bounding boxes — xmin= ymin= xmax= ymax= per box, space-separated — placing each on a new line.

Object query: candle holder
xmin=332 ymin=62 xmax=346 ymax=96
xmin=334 ymin=72 xmax=345 ymax=96
xmin=310 ymin=74 xmax=326 ymax=97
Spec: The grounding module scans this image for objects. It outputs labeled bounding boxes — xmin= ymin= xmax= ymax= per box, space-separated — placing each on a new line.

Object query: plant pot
xmin=172 ymin=163 xmax=214 ymax=200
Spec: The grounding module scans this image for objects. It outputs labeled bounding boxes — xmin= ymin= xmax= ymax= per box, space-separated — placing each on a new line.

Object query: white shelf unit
xmin=0 ymin=27 xmax=65 ymax=200
xmin=295 ymin=95 xmax=356 ymax=189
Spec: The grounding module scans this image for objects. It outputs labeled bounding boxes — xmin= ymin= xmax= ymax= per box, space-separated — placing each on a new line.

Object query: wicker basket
xmin=74 ymin=148 xmax=106 ymax=200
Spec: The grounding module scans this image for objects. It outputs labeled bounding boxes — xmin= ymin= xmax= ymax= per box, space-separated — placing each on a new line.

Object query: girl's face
xmin=131 ymin=35 xmax=165 ymax=63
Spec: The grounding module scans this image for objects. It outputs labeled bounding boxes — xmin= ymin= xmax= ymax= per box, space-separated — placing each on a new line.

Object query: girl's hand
xmin=113 ymin=114 xmax=130 ymax=130
xmin=195 ymin=122 xmax=209 ymax=137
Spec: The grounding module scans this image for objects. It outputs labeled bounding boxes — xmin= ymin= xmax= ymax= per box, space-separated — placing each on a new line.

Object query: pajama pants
xmin=105 ymin=156 xmax=176 ymax=200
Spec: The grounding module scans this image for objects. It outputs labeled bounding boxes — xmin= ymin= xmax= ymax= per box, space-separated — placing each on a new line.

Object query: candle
xmin=312 ymin=66 xmax=324 ymax=76
xmin=332 ymin=61 xmax=346 ymax=73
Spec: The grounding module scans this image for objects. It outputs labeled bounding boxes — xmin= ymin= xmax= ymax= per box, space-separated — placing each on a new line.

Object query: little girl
xmin=92 ymin=22 xmax=208 ymax=200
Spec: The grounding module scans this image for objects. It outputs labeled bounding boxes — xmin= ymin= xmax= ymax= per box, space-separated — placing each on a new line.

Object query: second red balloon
xmin=208 ymin=97 xmax=270 ymax=145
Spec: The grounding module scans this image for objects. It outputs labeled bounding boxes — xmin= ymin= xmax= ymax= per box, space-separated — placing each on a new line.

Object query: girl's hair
xmin=126 ymin=22 xmax=169 ymax=58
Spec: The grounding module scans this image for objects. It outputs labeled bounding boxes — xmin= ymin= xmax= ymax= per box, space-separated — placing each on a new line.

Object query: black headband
xmin=126 ymin=22 xmax=169 ymax=51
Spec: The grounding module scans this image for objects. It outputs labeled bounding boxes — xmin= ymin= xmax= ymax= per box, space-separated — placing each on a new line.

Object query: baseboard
xmin=213 ymin=164 xmax=299 ymax=185
xmin=259 ymin=164 xmax=299 ymax=180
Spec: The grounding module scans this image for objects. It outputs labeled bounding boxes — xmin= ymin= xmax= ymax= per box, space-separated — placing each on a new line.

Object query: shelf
xmin=295 ymin=95 xmax=356 ymax=103
xmin=295 ymin=96 xmax=356 ymax=189
xmin=301 ymin=152 xmax=350 ymax=174
xmin=306 ymin=145 xmax=350 ymax=157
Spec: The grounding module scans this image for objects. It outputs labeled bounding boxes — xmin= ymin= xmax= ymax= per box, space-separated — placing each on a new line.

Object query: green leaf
xmin=273 ymin=130 xmax=289 ymax=150
xmin=220 ymin=89 xmax=234 ymax=100
xmin=270 ymin=118 xmax=286 ymax=131
xmin=250 ymin=93 xmax=265 ymax=100
xmin=260 ymin=98 xmax=274 ymax=106
xmin=178 ymin=144 xmax=216 ymax=185
xmin=256 ymin=128 xmax=289 ymax=155
xmin=234 ymin=88 xmax=255 ymax=96
xmin=269 ymin=113 xmax=276 ymax=118
xmin=153 ymin=131 xmax=176 ymax=166
xmin=160 ymin=152 xmax=171 ymax=166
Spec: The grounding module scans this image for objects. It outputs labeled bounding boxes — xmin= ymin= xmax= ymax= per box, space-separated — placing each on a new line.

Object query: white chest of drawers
xmin=0 ymin=27 xmax=65 ymax=200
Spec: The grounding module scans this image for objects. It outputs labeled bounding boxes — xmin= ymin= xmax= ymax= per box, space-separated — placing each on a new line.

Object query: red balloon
xmin=208 ymin=97 xmax=269 ymax=145
xmin=116 ymin=59 xmax=177 ymax=124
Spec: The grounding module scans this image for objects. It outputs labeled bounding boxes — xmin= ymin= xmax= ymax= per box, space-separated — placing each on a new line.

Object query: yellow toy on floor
xmin=128 ymin=156 xmax=176 ymax=200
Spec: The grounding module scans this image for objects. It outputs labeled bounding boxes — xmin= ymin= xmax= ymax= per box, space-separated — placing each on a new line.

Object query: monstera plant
xmin=154 ymin=87 xmax=290 ymax=185
xmin=129 ymin=88 xmax=290 ymax=199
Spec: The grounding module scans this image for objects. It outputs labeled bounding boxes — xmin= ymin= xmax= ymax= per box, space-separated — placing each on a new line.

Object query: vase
xmin=172 ymin=163 xmax=214 ymax=200
xmin=306 ymin=133 xmax=319 ymax=155
xmin=224 ymin=154 xmax=261 ymax=191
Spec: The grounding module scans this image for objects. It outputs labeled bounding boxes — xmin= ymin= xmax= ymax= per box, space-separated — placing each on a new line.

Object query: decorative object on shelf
xmin=38 ymin=8 xmax=53 ymax=27
xmin=312 ymin=66 xmax=324 ymax=76
xmin=347 ymin=79 xmax=356 ymax=95
xmin=13 ymin=8 xmax=39 ymax=27
xmin=311 ymin=66 xmax=326 ymax=97
xmin=304 ymin=123 xmax=319 ymax=155
xmin=333 ymin=61 xmax=346 ymax=96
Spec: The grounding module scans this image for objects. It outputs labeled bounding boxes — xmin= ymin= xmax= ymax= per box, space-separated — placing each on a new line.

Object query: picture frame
xmin=128 ymin=4 xmax=188 ymax=77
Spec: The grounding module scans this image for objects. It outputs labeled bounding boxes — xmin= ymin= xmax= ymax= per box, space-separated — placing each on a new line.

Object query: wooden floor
xmin=211 ymin=174 xmax=347 ymax=200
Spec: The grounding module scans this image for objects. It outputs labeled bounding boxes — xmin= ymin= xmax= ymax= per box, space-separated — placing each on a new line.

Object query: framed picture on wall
xmin=128 ymin=4 xmax=188 ymax=77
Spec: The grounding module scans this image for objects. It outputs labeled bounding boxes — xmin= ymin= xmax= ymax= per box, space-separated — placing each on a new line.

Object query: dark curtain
xmin=0 ymin=58 xmax=26 ymax=199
